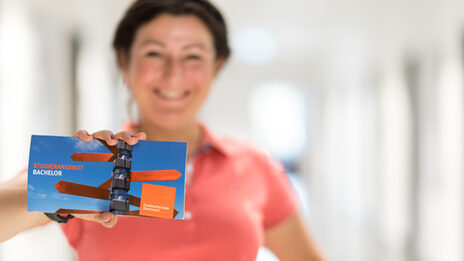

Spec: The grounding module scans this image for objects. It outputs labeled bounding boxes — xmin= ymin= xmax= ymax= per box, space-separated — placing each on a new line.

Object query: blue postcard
xmin=27 ymin=135 xmax=187 ymax=219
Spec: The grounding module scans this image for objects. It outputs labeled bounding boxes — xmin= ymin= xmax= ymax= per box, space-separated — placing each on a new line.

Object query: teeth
xmin=155 ymin=89 xmax=188 ymax=99
xmin=161 ymin=91 xmax=183 ymax=99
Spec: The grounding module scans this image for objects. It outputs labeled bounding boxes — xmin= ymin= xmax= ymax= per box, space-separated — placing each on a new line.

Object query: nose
xmin=165 ymin=58 xmax=184 ymax=88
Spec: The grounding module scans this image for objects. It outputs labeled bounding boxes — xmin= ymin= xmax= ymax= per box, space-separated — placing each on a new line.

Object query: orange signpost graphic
xmin=70 ymin=153 xmax=115 ymax=162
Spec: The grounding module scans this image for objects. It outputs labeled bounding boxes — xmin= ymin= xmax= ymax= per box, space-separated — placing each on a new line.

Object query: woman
xmin=0 ymin=0 xmax=324 ymax=260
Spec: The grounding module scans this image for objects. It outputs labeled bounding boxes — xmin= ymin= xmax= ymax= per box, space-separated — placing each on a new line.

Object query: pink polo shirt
xmin=61 ymin=125 xmax=298 ymax=261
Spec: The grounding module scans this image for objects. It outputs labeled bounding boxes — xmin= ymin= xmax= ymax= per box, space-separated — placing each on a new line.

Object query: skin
xmin=0 ymin=14 xmax=324 ymax=260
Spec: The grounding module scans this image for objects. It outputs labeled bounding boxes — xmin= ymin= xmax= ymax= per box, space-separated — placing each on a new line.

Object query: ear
xmin=213 ymin=57 xmax=226 ymax=76
xmin=117 ymin=50 xmax=130 ymax=86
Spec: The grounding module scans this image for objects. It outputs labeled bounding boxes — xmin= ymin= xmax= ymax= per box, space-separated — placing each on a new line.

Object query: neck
xmin=136 ymin=120 xmax=202 ymax=157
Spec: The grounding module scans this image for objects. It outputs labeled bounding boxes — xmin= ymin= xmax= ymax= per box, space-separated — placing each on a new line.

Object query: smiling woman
xmin=0 ymin=0 xmax=324 ymax=260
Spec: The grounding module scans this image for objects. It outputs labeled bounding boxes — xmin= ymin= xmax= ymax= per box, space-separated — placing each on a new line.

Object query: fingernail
xmin=102 ymin=213 xmax=113 ymax=224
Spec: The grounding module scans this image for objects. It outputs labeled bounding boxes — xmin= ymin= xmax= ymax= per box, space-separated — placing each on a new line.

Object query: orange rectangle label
xmin=139 ymin=183 xmax=176 ymax=219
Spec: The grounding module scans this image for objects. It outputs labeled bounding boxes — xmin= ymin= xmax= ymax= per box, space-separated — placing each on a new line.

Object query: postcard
xmin=27 ymin=135 xmax=187 ymax=219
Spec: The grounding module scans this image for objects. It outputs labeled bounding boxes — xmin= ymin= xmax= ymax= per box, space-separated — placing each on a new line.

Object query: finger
xmin=92 ymin=130 xmax=118 ymax=146
xmin=74 ymin=212 xmax=118 ymax=228
xmin=114 ymin=131 xmax=138 ymax=146
xmin=73 ymin=130 xmax=93 ymax=142
xmin=135 ymin=132 xmax=147 ymax=141
xmin=95 ymin=212 xmax=118 ymax=228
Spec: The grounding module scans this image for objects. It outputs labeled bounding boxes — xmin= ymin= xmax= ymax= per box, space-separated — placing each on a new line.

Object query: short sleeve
xmin=261 ymin=155 xmax=299 ymax=229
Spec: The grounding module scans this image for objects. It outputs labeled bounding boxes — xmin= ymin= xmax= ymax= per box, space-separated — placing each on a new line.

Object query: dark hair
xmin=113 ymin=0 xmax=230 ymax=65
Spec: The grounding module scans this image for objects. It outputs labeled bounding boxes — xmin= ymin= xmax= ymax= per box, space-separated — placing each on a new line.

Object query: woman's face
xmin=121 ymin=14 xmax=222 ymax=130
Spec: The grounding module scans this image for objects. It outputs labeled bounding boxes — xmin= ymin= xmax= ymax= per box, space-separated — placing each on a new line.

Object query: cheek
xmin=186 ymin=65 xmax=215 ymax=91
xmin=130 ymin=59 xmax=163 ymax=85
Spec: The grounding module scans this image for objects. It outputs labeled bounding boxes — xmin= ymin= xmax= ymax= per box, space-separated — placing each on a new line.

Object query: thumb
xmin=73 ymin=212 xmax=118 ymax=228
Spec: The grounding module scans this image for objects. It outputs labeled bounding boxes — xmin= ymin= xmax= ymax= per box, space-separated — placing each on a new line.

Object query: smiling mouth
xmin=154 ymin=89 xmax=190 ymax=100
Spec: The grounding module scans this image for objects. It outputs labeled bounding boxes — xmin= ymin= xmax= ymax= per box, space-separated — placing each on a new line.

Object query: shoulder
xmin=212 ymin=133 xmax=281 ymax=171
xmin=201 ymin=124 xmax=284 ymax=171
xmin=215 ymin=134 xmax=262 ymax=156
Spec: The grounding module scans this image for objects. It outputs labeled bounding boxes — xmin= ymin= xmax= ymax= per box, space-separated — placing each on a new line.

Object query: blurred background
xmin=0 ymin=0 xmax=463 ymax=260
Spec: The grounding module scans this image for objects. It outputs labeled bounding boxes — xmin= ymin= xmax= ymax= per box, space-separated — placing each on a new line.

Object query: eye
xmin=146 ymin=51 xmax=162 ymax=57
xmin=186 ymin=54 xmax=201 ymax=61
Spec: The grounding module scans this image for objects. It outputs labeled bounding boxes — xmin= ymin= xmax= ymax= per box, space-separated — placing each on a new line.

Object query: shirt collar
xmin=198 ymin=123 xmax=232 ymax=157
